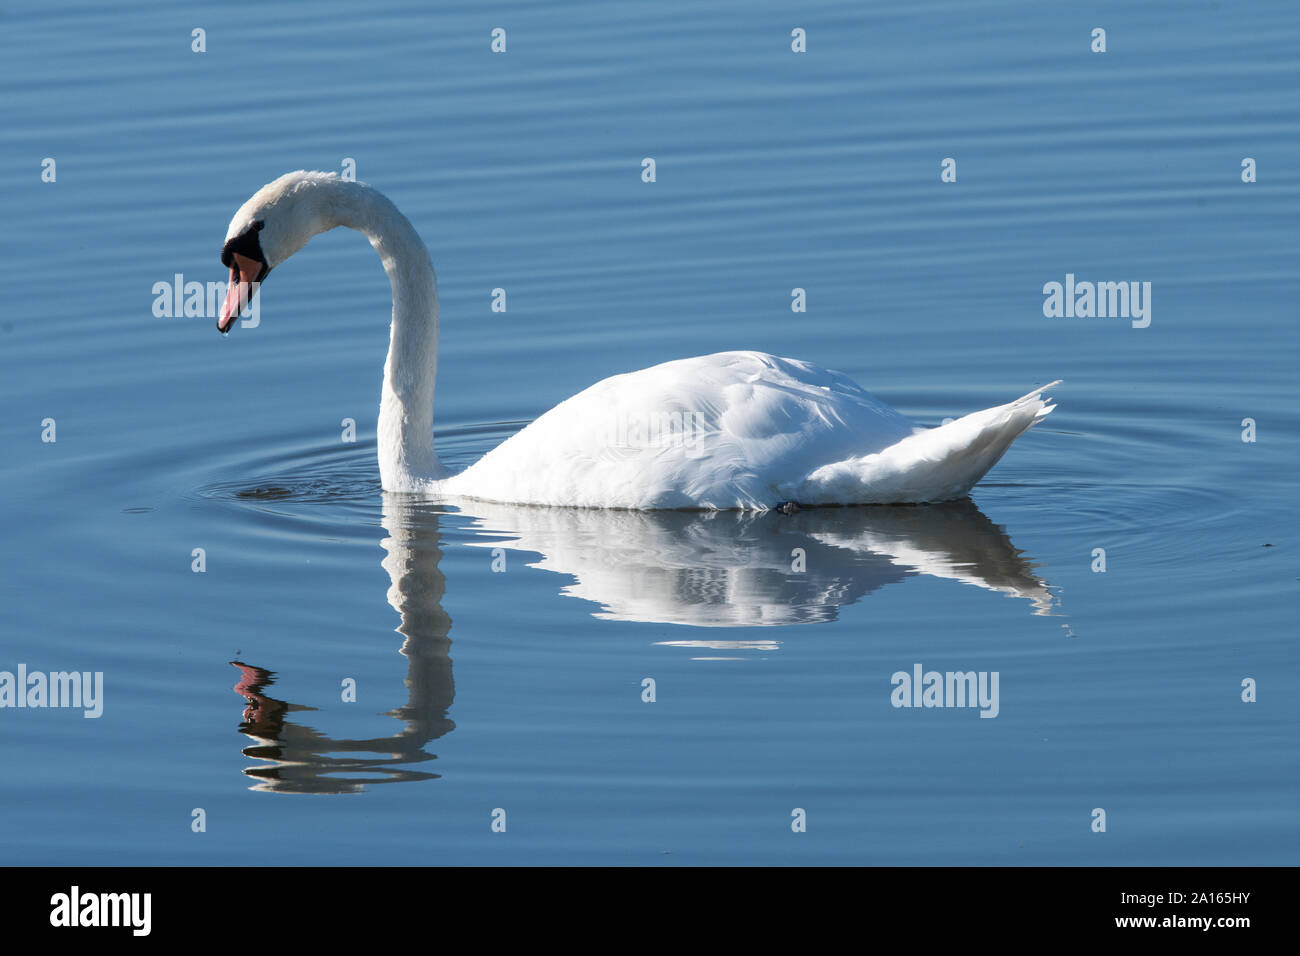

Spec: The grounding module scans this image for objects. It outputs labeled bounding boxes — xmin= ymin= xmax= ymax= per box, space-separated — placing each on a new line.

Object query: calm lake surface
xmin=1 ymin=0 xmax=1296 ymax=865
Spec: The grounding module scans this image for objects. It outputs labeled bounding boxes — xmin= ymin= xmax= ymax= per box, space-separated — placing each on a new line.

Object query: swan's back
xmin=439 ymin=351 xmax=917 ymax=509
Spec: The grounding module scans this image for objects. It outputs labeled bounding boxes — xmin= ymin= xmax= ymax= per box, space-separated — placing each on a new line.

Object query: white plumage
xmin=441 ymin=351 xmax=1058 ymax=509
xmin=222 ymin=172 xmax=1058 ymax=510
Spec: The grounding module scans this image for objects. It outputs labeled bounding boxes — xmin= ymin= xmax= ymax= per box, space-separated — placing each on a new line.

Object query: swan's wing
xmin=440 ymin=351 xmax=916 ymax=509
xmin=797 ymin=381 xmax=1061 ymax=505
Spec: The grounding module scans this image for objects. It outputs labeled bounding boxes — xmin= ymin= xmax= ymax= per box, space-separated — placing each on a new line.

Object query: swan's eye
xmin=221 ymin=220 xmax=269 ymax=269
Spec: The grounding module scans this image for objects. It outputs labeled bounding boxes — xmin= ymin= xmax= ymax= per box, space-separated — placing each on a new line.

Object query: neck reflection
xmin=232 ymin=495 xmax=452 ymax=794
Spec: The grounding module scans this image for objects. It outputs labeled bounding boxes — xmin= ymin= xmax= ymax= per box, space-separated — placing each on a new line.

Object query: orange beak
xmin=219 ymin=252 xmax=265 ymax=333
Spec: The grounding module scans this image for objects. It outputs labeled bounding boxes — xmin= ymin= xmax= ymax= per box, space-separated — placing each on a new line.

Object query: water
xmin=1 ymin=0 xmax=1296 ymax=864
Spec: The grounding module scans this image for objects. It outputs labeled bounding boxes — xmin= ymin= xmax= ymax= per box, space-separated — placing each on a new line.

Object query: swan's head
xmin=219 ymin=171 xmax=343 ymax=333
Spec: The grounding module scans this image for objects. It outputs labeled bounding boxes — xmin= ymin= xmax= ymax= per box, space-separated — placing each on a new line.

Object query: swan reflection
xmin=231 ymin=496 xmax=452 ymax=793
xmin=232 ymin=495 xmax=1054 ymax=791
xmin=460 ymin=498 xmax=1055 ymax=629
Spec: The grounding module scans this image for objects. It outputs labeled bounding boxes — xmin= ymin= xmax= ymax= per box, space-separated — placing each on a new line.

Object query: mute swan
xmin=220 ymin=171 xmax=1058 ymax=509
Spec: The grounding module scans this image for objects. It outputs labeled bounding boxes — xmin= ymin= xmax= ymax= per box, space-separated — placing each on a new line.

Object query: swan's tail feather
xmin=1018 ymin=379 xmax=1061 ymax=423
xmin=796 ymin=381 xmax=1061 ymax=505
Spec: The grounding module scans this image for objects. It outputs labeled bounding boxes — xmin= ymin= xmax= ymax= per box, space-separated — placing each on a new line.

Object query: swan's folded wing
xmin=439 ymin=351 xmax=916 ymax=509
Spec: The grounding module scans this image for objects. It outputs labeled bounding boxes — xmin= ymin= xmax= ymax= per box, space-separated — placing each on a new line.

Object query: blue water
xmin=1 ymin=0 xmax=1296 ymax=864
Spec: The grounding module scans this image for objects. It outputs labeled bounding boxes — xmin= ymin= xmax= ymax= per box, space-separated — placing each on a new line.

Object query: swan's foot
xmin=773 ymin=500 xmax=804 ymax=514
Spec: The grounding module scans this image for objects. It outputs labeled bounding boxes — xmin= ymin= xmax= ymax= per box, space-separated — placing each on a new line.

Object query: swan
xmin=219 ymin=171 xmax=1059 ymax=509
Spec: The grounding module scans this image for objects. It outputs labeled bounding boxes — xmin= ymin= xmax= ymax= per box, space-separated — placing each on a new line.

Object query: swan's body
xmin=441 ymin=351 xmax=1055 ymax=509
xmin=220 ymin=172 xmax=1058 ymax=510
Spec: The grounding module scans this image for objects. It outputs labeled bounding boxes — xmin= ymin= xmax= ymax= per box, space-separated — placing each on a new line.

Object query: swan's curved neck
xmin=318 ymin=180 xmax=440 ymax=488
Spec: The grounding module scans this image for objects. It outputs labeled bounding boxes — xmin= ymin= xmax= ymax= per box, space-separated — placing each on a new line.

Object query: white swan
xmin=220 ymin=171 xmax=1059 ymax=510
